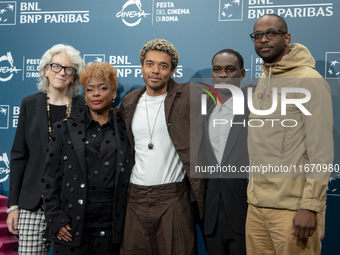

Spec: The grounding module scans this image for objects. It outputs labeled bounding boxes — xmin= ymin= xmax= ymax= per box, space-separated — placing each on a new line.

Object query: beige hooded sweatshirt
xmin=247 ymin=43 xmax=333 ymax=212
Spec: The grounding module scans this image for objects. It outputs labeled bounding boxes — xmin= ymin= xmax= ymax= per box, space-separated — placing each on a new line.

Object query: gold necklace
xmin=46 ymin=94 xmax=72 ymax=140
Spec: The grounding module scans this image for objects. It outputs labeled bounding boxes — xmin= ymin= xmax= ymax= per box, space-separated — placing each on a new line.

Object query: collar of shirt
xmin=85 ymin=108 xmax=115 ymax=130
xmin=212 ymin=97 xmax=233 ymax=113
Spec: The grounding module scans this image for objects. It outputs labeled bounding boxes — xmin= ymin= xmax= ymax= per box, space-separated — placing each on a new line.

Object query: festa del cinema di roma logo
xmin=197 ymin=82 xmax=312 ymax=128
xmin=0 ymin=152 xmax=10 ymax=183
xmin=0 ymin=52 xmax=21 ymax=82
xmin=116 ymin=0 xmax=150 ymax=27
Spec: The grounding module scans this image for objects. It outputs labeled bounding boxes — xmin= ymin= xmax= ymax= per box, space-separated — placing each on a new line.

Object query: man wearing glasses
xmin=246 ymin=14 xmax=333 ymax=254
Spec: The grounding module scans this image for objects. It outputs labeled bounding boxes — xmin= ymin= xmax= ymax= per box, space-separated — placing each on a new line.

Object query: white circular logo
xmin=0 ymin=52 xmax=21 ymax=82
xmin=116 ymin=0 xmax=150 ymax=27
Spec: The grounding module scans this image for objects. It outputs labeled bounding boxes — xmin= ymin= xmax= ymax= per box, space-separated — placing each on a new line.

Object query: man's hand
xmin=56 ymin=224 xmax=72 ymax=242
xmin=6 ymin=207 xmax=19 ymax=235
xmin=291 ymin=209 xmax=316 ymax=240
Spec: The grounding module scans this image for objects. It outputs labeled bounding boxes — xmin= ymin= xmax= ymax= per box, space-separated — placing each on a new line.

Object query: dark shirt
xmin=84 ymin=109 xmax=117 ymax=227
xmin=85 ymin=109 xmax=117 ymax=191
xmin=36 ymin=104 xmax=67 ymax=210
xmin=50 ymin=104 xmax=67 ymax=145
xmin=50 ymin=104 xmax=67 ymax=128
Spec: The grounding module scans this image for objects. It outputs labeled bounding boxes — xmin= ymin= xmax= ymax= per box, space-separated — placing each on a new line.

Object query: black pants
xmin=53 ymin=190 xmax=118 ymax=255
xmin=53 ymin=228 xmax=119 ymax=255
xmin=205 ymin=200 xmax=246 ymax=255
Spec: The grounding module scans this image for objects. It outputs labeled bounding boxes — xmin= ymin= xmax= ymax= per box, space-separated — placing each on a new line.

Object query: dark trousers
xmin=53 ymin=190 xmax=118 ymax=255
xmin=205 ymin=200 xmax=246 ymax=255
xmin=120 ymin=182 xmax=195 ymax=255
xmin=53 ymin=228 xmax=119 ymax=255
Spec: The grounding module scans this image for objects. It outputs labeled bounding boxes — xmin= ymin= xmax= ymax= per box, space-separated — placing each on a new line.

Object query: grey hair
xmin=38 ymin=44 xmax=84 ymax=98
xmin=139 ymin=39 xmax=179 ymax=70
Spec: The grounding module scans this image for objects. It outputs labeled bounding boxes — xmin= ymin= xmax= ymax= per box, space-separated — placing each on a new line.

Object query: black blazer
xmin=8 ymin=92 xmax=86 ymax=210
xmin=42 ymin=110 xmax=130 ymax=246
xmin=204 ymin=92 xmax=249 ymax=236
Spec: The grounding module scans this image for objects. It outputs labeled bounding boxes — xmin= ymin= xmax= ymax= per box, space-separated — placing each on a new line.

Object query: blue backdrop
xmin=0 ymin=0 xmax=339 ymax=254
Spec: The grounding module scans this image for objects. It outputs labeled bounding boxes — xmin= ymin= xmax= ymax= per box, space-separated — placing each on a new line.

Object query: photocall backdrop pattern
xmin=0 ymin=0 xmax=339 ymax=253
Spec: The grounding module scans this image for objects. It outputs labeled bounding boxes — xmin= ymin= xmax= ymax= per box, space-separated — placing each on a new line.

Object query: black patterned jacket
xmin=42 ymin=109 xmax=130 ymax=246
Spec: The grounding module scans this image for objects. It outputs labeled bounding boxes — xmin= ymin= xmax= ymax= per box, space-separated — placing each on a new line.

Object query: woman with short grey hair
xmin=6 ymin=44 xmax=86 ymax=255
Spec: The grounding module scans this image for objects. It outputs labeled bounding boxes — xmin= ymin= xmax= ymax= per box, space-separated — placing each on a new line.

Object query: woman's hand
xmin=56 ymin=224 xmax=73 ymax=242
xmin=6 ymin=208 xmax=19 ymax=235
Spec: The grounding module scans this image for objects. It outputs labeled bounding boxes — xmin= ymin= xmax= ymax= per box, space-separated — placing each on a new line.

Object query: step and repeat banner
xmin=0 ymin=0 xmax=339 ymax=253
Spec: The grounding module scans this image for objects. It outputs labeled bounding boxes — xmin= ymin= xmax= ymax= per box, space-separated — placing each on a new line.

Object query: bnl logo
xmin=325 ymin=52 xmax=340 ymax=79
xmin=328 ymin=176 xmax=340 ymax=196
xmin=219 ymin=0 xmax=243 ymax=21
xmin=0 ymin=105 xmax=9 ymax=129
xmin=83 ymin=54 xmax=105 ymax=65
xmin=0 ymin=1 xmax=16 ymax=25
xmin=197 ymin=83 xmax=312 ymax=116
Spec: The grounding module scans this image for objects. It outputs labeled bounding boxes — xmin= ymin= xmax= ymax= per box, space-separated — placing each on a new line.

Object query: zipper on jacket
xmin=266 ymin=66 xmax=272 ymax=98
xmin=281 ymin=127 xmax=286 ymax=155
xmin=248 ymin=159 xmax=254 ymax=192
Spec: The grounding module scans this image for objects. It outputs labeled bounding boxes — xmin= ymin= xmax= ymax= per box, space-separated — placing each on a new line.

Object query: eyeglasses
xmin=250 ymin=29 xmax=287 ymax=42
xmin=49 ymin=63 xmax=76 ymax=76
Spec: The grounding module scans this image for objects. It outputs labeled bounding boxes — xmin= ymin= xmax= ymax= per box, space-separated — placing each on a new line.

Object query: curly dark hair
xmin=139 ymin=39 xmax=179 ymax=70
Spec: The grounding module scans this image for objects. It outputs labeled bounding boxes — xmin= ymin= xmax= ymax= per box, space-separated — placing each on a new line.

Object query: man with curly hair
xmin=117 ymin=39 xmax=205 ymax=255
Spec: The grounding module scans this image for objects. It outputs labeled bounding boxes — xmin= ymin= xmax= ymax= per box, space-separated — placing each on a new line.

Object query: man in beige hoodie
xmin=246 ymin=14 xmax=333 ymax=255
